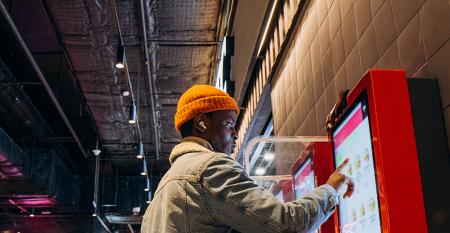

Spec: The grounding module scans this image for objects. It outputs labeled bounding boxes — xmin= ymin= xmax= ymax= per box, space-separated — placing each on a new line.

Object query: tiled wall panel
xmin=271 ymin=0 xmax=450 ymax=152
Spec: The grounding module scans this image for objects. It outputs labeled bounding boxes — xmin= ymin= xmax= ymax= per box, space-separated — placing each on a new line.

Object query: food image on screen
xmin=293 ymin=158 xmax=315 ymax=200
xmin=332 ymin=96 xmax=382 ymax=233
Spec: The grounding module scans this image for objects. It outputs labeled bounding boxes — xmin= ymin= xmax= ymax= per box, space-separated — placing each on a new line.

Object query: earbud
xmin=199 ymin=121 xmax=207 ymax=130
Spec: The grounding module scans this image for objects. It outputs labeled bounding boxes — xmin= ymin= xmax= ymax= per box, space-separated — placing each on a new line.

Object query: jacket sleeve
xmin=200 ymin=153 xmax=338 ymax=233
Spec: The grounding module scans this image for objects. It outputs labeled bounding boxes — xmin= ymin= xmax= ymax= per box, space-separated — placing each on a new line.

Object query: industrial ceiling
xmin=0 ymin=0 xmax=227 ymax=232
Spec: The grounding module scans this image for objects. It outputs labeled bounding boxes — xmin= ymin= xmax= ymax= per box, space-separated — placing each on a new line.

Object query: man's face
xmin=204 ymin=110 xmax=238 ymax=155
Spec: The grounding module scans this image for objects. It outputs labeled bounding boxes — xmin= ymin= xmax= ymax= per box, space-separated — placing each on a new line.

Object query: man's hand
xmin=326 ymin=158 xmax=355 ymax=199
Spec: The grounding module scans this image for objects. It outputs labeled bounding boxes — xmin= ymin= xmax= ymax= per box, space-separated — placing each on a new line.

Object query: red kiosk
xmin=329 ymin=70 xmax=428 ymax=233
xmin=291 ymin=142 xmax=335 ymax=233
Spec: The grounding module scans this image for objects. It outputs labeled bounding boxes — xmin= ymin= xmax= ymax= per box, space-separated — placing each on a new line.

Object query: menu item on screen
xmin=332 ymin=96 xmax=382 ymax=233
xmin=293 ymin=158 xmax=315 ymax=200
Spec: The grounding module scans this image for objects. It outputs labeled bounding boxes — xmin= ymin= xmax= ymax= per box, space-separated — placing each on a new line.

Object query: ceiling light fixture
xmin=29 ymin=208 xmax=35 ymax=217
xmin=146 ymin=189 xmax=152 ymax=204
xmin=92 ymin=139 xmax=101 ymax=156
xmin=255 ymin=167 xmax=266 ymax=176
xmin=140 ymin=160 xmax=147 ymax=176
xmin=129 ymin=102 xmax=137 ymax=124
xmin=263 ymin=152 xmax=275 ymax=161
xmin=257 ymin=0 xmax=279 ymax=57
xmin=115 ymin=41 xmax=125 ymax=69
xmin=122 ymin=90 xmax=130 ymax=96
xmin=136 ymin=142 xmax=144 ymax=159
xmin=144 ymin=177 xmax=150 ymax=191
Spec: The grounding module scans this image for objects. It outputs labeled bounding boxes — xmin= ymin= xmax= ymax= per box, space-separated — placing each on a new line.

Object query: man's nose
xmin=232 ymin=128 xmax=238 ymax=140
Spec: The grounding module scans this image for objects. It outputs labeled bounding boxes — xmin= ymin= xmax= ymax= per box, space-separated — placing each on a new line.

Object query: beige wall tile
xmin=305 ymin=79 xmax=315 ymax=112
xmin=378 ymin=41 xmax=401 ymax=69
xmin=412 ymin=63 xmax=430 ymax=78
xmin=298 ymin=91 xmax=308 ymax=125
xmin=397 ymin=15 xmax=426 ymax=77
xmin=307 ymin=108 xmax=318 ymax=135
xmin=328 ymin=0 xmax=342 ymax=40
xmin=313 ymin=63 xmax=325 ymax=102
xmin=358 ymin=23 xmax=379 ymax=72
xmin=428 ymin=40 xmax=450 ymax=107
xmin=292 ymin=70 xmax=300 ymax=103
xmin=307 ymin=4 xmax=319 ymax=45
xmin=373 ymin=0 xmax=396 ymax=56
xmin=287 ymin=112 xmax=295 ymax=135
xmin=327 ymin=0 xmax=335 ymax=10
xmin=315 ymin=94 xmax=327 ymax=134
xmin=342 ymin=6 xmax=357 ymax=57
xmin=317 ymin=0 xmax=329 ymax=27
xmin=286 ymin=84 xmax=293 ymax=114
xmin=292 ymin=99 xmax=300 ymax=133
xmin=311 ymin=34 xmax=321 ymax=72
xmin=346 ymin=45 xmax=363 ymax=89
xmin=319 ymin=16 xmax=331 ymax=56
xmin=319 ymin=127 xmax=327 ymax=136
xmin=370 ymin=0 xmax=385 ymax=18
xmin=335 ymin=64 xmax=348 ymax=93
xmin=297 ymin=63 xmax=305 ymax=93
xmin=269 ymin=0 xmax=450 ymax=141
xmin=390 ymin=0 xmax=420 ymax=34
xmin=322 ymin=47 xmax=335 ymax=87
xmin=340 ymin=0 xmax=354 ymax=21
xmin=332 ymin=29 xmax=346 ymax=73
xmin=304 ymin=51 xmax=313 ymax=85
xmin=419 ymin=0 xmax=450 ymax=59
xmin=354 ymin=0 xmax=372 ymax=38
xmin=324 ymin=79 xmax=336 ymax=114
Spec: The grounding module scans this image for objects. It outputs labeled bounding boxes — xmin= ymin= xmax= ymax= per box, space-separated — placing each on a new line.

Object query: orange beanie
xmin=175 ymin=85 xmax=240 ymax=132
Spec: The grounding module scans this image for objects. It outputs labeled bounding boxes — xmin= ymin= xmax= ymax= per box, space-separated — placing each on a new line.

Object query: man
xmin=141 ymin=85 xmax=354 ymax=233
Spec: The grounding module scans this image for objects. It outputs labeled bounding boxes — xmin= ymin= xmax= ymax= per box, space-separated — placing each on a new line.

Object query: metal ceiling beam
xmin=139 ymin=0 xmax=160 ymax=160
xmin=151 ymin=40 xmax=220 ymax=46
xmin=0 ymin=81 xmax=42 ymax=86
xmin=0 ymin=1 xmax=88 ymax=158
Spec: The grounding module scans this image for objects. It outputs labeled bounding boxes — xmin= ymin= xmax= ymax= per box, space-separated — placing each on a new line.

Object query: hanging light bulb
xmin=29 ymin=208 xmax=35 ymax=217
xmin=115 ymin=40 xmax=125 ymax=69
xmin=144 ymin=177 xmax=150 ymax=191
xmin=146 ymin=189 xmax=152 ymax=204
xmin=129 ymin=102 xmax=137 ymax=124
xmin=140 ymin=160 xmax=147 ymax=176
xmin=136 ymin=142 xmax=144 ymax=159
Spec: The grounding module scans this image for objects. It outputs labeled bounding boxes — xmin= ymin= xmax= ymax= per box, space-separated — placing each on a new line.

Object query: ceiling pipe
xmin=0 ymin=1 xmax=88 ymax=158
xmin=139 ymin=0 xmax=160 ymax=160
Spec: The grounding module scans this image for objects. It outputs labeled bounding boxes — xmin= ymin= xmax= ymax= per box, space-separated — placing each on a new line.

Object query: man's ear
xmin=193 ymin=113 xmax=209 ymax=133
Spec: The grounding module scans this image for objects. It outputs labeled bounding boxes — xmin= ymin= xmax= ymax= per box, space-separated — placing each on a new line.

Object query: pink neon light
xmin=0 ymin=153 xmax=24 ymax=177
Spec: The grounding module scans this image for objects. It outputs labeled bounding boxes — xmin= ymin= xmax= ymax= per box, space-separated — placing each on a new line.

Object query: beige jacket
xmin=141 ymin=137 xmax=338 ymax=233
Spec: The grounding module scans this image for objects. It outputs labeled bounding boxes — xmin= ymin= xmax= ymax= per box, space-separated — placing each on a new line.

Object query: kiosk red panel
xmin=291 ymin=142 xmax=335 ymax=233
xmin=329 ymin=70 xmax=428 ymax=233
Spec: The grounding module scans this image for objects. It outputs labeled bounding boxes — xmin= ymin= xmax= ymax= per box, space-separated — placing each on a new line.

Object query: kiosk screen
xmin=332 ymin=95 xmax=382 ymax=233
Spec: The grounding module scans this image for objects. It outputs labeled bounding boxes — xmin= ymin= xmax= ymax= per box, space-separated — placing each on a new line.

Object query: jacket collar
xmin=169 ymin=136 xmax=214 ymax=165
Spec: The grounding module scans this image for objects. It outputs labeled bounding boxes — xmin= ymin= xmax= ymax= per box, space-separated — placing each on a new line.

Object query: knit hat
xmin=175 ymin=85 xmax=240 ymax=132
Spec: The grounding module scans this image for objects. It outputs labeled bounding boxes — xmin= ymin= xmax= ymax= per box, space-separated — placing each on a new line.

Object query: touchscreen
xmin=332 ymin=97 xmax=381 ymax=233
xmin=293 ymin=158 xmax=315 ymax=200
